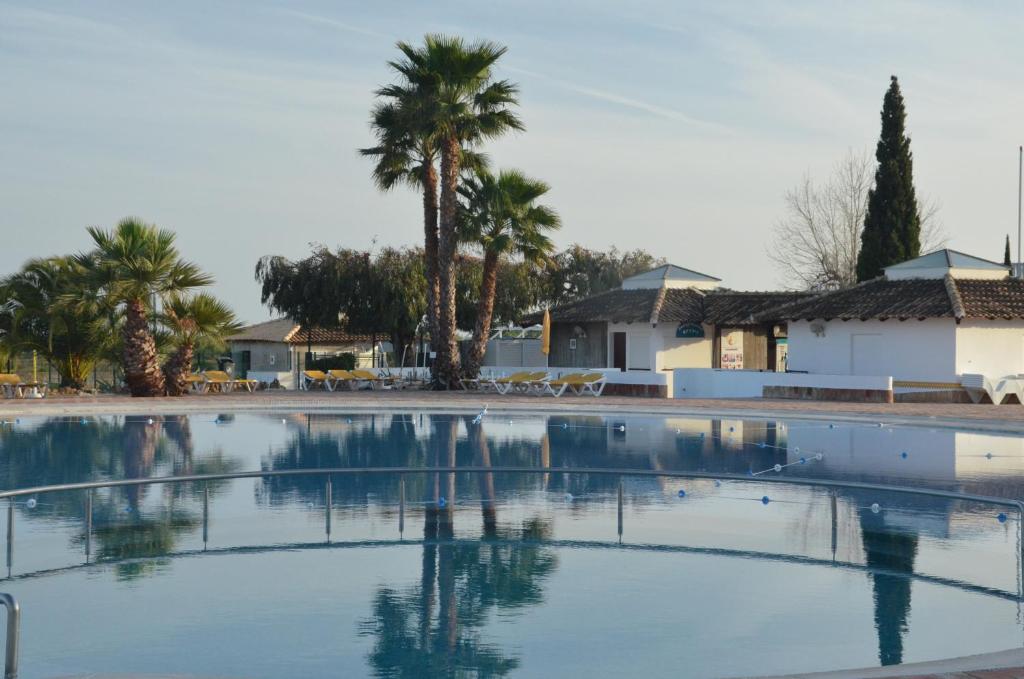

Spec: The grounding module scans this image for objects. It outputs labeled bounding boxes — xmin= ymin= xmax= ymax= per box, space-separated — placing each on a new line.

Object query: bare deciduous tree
xmin=768 ymin=149 xmax=944 ymax=290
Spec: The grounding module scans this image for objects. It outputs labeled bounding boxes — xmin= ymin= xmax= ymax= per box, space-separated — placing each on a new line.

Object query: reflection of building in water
xmin=786 ymin=425 xmax=956 ymax=484
xmin=786 ymin=423 xmax=1024 ymax=498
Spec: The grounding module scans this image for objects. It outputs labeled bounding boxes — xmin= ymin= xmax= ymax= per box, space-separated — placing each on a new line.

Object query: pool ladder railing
xmin=0 ymin=592 xmax=18 ymax=678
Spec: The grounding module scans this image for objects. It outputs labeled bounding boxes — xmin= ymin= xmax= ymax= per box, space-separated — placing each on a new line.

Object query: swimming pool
xmin=1 ymin=411 xmax=1022 ymax=677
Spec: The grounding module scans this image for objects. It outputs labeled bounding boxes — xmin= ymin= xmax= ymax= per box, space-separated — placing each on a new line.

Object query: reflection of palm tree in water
xmin=859 ymin=506 xmax=918 ymax=667
xmin=122 ymin=416 xmax=160 ymax=511
xmin=362 ymin=520 xmax=557 ymax=677
xmin=162 ymin=415 xmax=194 ymax=475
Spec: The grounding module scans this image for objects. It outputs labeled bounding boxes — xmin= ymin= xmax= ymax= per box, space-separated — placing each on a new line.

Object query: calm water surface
xmin=1 ymin=411 xmax=1023 ymax=678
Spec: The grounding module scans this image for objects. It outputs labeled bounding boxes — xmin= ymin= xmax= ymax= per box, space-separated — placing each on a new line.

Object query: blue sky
xmin=2 ymin=1 xmax=1022 ymax=322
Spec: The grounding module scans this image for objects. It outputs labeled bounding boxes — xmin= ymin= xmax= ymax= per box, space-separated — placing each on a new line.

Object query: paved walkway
xmin=3 ymin=390 xmax=1024 ymax=432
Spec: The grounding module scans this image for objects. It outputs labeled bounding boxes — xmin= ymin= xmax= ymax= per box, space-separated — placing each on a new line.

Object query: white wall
xmin=787 ymin=319 xmax=957 ymax=381
xmin=956 ymin=320 xmax=1024 ymax=378
xmin=673 ymin=368 xmax=891 ymax=399
xmin=607 ymin=322 xmax=655 ymax=371
xmin=654 ymin=324 xmax=713 ymax=371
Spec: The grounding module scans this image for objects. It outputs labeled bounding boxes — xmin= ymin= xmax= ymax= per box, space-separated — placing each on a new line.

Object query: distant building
xmin=226 ymin=319 xmax=389 ymax=389
xmin=774 ymin=249 xmax=1024 ymax=384
xmin=530 ymin=265 xmax=809 ymax=392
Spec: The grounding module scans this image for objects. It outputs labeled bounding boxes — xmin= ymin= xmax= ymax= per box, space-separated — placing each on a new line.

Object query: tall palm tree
xmin=385 ymin=35 xmax=523 ymax=388
xmin=161 ymin=293 xmax=241 ymax=396
xmin=459 ymin=169 xmax=560 ymax=377
xmin=81 ymin=218 xmax=212 ymax=397
xmin=361 ymin=90 xmax=442 ymax=358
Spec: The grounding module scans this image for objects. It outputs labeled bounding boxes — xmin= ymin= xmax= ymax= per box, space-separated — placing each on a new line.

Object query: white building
xmin=537 ymin=264 xmax=810 ymax=395
xmin=779 ymin=249 xmax=1023 ymax=387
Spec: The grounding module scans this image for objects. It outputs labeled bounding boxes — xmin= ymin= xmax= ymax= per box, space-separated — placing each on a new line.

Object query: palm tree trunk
xmin=123 ymin=298 xmax=166 ymax=397
xmin=163 ymin=342 xmax=194 ymax=397
xmin=422 ymin=164 xmax=441 ymax=369
xmin=435 ymin=135 xmax=462 ymax=389
xmin=466 ymin=250 xmax=499 ymax=379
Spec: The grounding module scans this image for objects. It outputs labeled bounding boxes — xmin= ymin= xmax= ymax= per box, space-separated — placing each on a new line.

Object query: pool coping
xmin=3 ymin=392 xmax=1024 ymax=434
xmin=747 ymin=646 xmax=1024 ymax=678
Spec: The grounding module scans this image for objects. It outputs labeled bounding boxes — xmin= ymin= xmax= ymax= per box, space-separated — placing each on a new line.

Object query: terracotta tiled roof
xmin=768 ymin=276 xmax=1024 ymax=321
xmin=769 ymin=278 xmax=953 ymax=321
xmin=228 ymin=318 xmax=376 ymax=345
xmin=955 ymin=278 xmax=1024 ymax=319
xmin=703 ymin=292 xmax=815 ymax=326
xmin=534 ymin=288 xmax=806 ymax=326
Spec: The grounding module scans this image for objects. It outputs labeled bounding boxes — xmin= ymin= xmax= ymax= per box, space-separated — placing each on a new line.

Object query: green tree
xmin=1005 ymin=234 xmax=1013 ymax=267
xmin=80 ymin=219 xmax=212 ymax=396
xmin=856 ymin=76 xmax=921 ymax=281
xmin=0 ymin=256 xmax=115 ymax=388
xmin=544 ymin=245 xmax=666 ymax=305
xmin=384 ymin=35 xmax=523 ymax=388
xmin=160 ymin=293 xmax=241 ymax=396
xmin=255 ymin=250 xmax=345 ymax=359
xmin=368 ymin=247 xmax=428 ymax=366
xmin=459 ymin=169 xmax=560 ymax=377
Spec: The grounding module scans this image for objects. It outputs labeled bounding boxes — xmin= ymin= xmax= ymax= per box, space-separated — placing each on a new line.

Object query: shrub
xmin=307 ymin=353 xmax=356 ymax=371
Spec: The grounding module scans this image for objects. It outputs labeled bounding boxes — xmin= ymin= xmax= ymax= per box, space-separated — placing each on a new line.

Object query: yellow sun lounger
xmin=194 ymin=370 xmax=258 ymax=393
xmin=536 ymin=372 xmax=606 ymax=397
xmin=495 ymin=371 xmax=549 ymax=395
xmin=0 ymin=373 xmax=47 ymax=399
xmin=327 ymin=369 xmax=363 ymax=391
xmin=350 ymin=369 xmax=400 ymax=390
xmin=301 ymin=370 xmax=330 ymax=391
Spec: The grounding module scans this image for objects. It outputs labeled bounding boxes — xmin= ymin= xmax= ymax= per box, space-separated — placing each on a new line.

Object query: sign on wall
xmin=676 ymin=323 xmax=705 ymax=338
xmin=721 ymin=330 xmax=744 ymax=370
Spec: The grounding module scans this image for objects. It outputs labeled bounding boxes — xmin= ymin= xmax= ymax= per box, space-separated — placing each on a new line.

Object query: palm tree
xmin=0 ymin=256 xmax=115 ymax=389
xmin=81 ymin=218 xmax=212 ymax=397
xmin=361 ymin=90 xmax=442 ymax=359
xmin=459 ymin=169 xmax=560 ymax=377
xmin=361 ymin=95 xmax=490 ymax=382
xmin=161 ymin=293 xmax=241 ymax=396
xmin=384 ymin=35 xmax=523 ymax=388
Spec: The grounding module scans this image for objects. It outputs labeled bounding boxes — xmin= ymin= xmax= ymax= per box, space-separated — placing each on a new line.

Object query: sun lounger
xmin=518 ymin=371 xmax=552 ymax=394
xmin=198 ymin=370 xmax=256 ymax=393
xmin=0 ymin=374 xmax=47 ymax=399
xmin=350 ymin=369 xmax=399 ymax=390
xmin=301 ymin=370 xmax=330 ymax=391
xmin=536 ymin=372 xmax=589 ymax=397
xmin=186 ymin=374 xmax=207 ymax=393
xmin=962 ymin=374 xmax=1022 ymax=404
xmin=485 ymin=371 xmax=533 ymax=395
xmin=325 ymin=369 xmax=358 ymax=391
xmin=569 ymin=372 xmax=607 ymax=396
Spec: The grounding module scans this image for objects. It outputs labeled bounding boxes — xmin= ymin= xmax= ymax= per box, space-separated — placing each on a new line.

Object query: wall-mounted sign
xmin=676 ymin=323 xmax=705 ymax=339
xmin=720 ymin=330 xmax=744 ymax=370
xmin=569 ymin=338 xmax=577 ymax=350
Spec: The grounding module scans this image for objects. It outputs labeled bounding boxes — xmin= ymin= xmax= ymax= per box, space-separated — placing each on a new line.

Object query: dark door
xmin=612 ymin=332 xmax=627 ymax=371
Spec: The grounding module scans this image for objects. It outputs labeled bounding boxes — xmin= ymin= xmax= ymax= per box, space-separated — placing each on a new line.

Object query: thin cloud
xmin=506 ymin=65 xmax=731 ymax=134
xmin=276 ymin=8 xmax=391 ymax=40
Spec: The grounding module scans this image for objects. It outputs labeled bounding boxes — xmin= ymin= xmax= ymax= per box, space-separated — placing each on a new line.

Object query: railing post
xmin=85 ymin=489 xmax=92 ymax=562
xmin=830 ymin=489 xmax=838 ymax=562
xmin=1016 ymin=500 xmax=1024 ymax=600
xmin=398 ymin=475 xmax=405 ymax=538
xmin=0 ymin=593 xmax=18 ymax=679
xmin=5 ymin=502 xmax=11 ymax=577
xmin=202 ymin=485 xmax=209 ymax=550
xmin=325 ymin=476 xmax=332 ymax=542
xmin=617 ymin=480 xmax=624 ymax=541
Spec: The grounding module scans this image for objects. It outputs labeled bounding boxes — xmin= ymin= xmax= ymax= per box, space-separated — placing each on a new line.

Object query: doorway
xmin=612 ymin=332 xmax=627 ymax=371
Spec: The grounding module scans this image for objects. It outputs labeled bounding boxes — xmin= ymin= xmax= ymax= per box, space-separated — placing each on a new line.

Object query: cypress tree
xmin=1004 ymin=234 xmax=1012 ymax=267
xmin=856 ymin=76 xmax=921 ymax=281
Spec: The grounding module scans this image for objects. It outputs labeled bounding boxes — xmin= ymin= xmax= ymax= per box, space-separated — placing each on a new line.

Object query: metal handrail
xmin=1 ymin=466 xmax=1021 ymax=510
xmin=0 ymin=593 xmax=18 ymax=679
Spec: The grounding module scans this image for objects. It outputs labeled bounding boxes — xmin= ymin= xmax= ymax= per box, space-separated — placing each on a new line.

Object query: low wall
xmin=673 ymin=369 xmax=892 ymax=401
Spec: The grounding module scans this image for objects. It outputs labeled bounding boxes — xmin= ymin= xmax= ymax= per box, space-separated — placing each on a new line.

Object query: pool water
xmin=1 ymin=411 xmax=1023 ymax=678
